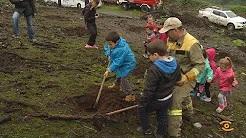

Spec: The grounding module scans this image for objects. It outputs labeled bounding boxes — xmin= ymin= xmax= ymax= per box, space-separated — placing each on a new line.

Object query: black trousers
xmin=205 ymin=81 xmax=211 ymax=98
xmin=138 ymin=98 xmax=172 ymax=137
xmin=86 ymin=22 xmax=97 ymax=46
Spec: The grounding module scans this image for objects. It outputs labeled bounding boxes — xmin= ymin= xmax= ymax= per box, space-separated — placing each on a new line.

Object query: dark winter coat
xmin=140 ymin=57 xmax=181 ymax=105
xmin=10 ymin=0 xmax=36 ymax=17
xmin=82 ymin=3 xmax=96 ymax=23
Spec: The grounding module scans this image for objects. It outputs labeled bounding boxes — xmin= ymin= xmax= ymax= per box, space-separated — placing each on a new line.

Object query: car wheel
xmin=77 ymin=3 xmax=81 ymax=8
xmin=122 ymin=3 xmax=129 ymax=10
xmin=227 ymin=23 xmax=235 ymax=31
xmin=141 ymin=5 xmax=150 ymax=12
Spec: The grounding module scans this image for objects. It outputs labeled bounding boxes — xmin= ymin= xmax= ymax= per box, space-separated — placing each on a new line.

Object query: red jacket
xmin=214 ymin=67 xmax=236 ymax=92
xmin=159 ymin=33 xmax=168 ymax=42
xmin=145 ymin=21 xmax=158 ymax=32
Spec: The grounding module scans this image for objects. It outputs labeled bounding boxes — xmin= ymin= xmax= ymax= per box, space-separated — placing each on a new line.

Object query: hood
xmin=154 ymin=57 xmax=177 ymax=74
xmin=206 ymin=48 xmax=216 ymax=61
xmin=115 ymin=37 xmax=127 ymax=48
xmin=230 ymin=16 xmax=246 ymax=22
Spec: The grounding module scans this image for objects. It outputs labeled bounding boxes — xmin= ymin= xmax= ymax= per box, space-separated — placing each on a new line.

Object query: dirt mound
xmin=65 ymin=85 xmax=137 ymax=115
xmin=62 ymin=26 xmax=87 ymax=37
xmin=0 ymin=52 xmax=24 ymax=73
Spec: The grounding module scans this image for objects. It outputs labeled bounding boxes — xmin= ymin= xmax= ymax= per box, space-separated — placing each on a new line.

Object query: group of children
xmin=88 ymin=11 xmax=238 ymax=137
xmin=191 ymin=47 xmax=238 ymax=113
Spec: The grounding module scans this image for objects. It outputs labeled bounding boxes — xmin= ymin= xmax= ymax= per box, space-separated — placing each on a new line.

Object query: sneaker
xmin=200 ymin=96 xmax=211 ymax=102
xmin=196 ymin=92 xmax=201 ymax=97
xmin=29 ymin=38 xmax=37 ymax=43
xmin=137 ymin=127 xmax=152 ymax=135
xmin=85 ymin=44 xmax=98 ymax=49
xmin=216 ymin=106 xmax=224 ymax=113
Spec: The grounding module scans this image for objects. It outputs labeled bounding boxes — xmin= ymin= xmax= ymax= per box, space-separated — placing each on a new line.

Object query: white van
xmin=44 ymin=0 xmax=102 ymax=8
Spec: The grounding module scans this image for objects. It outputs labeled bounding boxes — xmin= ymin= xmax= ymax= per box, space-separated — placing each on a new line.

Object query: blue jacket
xmin=104 ymin=37 xmax=136 ymax=78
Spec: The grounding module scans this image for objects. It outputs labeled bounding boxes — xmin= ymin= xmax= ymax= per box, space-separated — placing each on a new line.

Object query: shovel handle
xmin=93 ymin=75 xmax=107 ymax=108
xmin=106 ymin=105 xmax=138 ymax=116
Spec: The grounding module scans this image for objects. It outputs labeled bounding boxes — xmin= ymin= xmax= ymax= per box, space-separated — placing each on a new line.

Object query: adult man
xmin=9 ymin=0 xmax=37 ymax=42
xmin=159 ymin=17 xmax=205 ymax=137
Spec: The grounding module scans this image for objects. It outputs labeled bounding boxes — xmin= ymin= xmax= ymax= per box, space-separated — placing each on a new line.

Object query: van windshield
xmin=226 ymin=11 xmax=237 ymax=18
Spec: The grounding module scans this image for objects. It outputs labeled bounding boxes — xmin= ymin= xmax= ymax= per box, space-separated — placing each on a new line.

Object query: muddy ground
xmin=0 ymin=2 xmax=246 ymax=138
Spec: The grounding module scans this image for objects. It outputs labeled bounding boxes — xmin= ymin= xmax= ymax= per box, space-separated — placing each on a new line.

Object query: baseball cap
xmin=159 ymin=17 xmax=182 ymax=33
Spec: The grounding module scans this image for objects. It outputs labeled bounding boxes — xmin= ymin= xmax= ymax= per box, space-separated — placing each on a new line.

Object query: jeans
xmin=138 ymin=97 xmax=172 ymax=136
xmin=86 ymin=22 xmax=97 ymax=46
xmin=12 ymin=11 xmax=35 ymax=39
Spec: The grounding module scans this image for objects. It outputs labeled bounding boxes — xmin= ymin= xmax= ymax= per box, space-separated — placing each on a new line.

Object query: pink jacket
xmin=206 ymin=48 xmax=217 ymax=74
xmin=214 ymin=67 xmax=236 ymax=92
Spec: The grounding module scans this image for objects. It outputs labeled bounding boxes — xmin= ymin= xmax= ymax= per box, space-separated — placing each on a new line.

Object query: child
xmin=138 ymin=40 xmax=181 ymax=137
xmin=143 ymin=15 xmax=159 ymax=58
xmin=143 ymin=16 xmax=168 ymax=58
xmin=213 ymin=57 xmax=238 ymax=113
xmin=82 ymin=0 xmax=99 ymax=48
xmin=192 ymin=49 xmax=213 ymax=102
xmin=145 ymin=14 xmax=159 ymax=36
xmin=103 ymin=31 xmax=136 ymax=102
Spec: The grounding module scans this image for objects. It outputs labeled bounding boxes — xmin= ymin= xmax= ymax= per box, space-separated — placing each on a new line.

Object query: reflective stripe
xmin=157 ymin=93 xmax=172 ymax=101
xmin=169 ymin=110 xmax=182 ymax=116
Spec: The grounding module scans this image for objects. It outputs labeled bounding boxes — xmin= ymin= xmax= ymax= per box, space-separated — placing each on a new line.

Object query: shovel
xmin=106 ymin=104 xmax=138 ymax=116
xmin=93 ymin=75 xmax=107 ymax=109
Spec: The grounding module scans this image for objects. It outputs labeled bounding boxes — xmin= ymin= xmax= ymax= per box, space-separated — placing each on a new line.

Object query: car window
xmin=212 ymin=10 xmax=220 ymax=16
xmin=226 ymin=11 xmax=237 ymax=18
xmin=220 ymin=12 xmax=227 ymax=18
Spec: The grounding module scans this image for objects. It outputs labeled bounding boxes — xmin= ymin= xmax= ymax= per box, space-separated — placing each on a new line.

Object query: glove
xmin=185 ymin=68 xmax=199 ymax=81
xmin=177 ymin=74 xmax=188 ymax=86
xmin=104 ymin=70 xmax=109 ymax=78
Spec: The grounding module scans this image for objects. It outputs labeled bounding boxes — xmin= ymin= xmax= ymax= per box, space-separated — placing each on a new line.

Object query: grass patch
xmin=98 ymin=4 xmax=143 ymax=17
xmin=228 ymin=5 xmax=246 ymax=16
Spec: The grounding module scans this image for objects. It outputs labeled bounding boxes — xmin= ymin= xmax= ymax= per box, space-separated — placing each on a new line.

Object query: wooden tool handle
xmin=106 ymin=105 xmax=138 ymax=116
xmin=93 ymin=75 xmax=107 ymax=108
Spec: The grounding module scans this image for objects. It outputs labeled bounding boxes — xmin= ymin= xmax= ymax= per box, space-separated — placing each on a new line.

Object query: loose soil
xmin=65 ymin=85 xmax=137 ymax=115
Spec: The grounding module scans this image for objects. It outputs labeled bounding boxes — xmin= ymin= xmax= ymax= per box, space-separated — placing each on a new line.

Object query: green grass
xmin=98 ymin=4 xmax=143 ymax=17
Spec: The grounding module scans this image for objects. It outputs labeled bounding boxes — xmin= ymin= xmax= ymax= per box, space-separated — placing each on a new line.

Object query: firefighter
xmin=159 ymin=17 xmax=205 ymax=137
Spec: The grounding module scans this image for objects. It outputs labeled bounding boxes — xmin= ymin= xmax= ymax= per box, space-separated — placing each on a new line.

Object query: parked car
xmin=117 ymin=0 xmax=161 ymax=12
xmin=198 ymin=7 xmax=246 ymax=30
xmin=44 ymin=0 xmax=102 ymax=8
